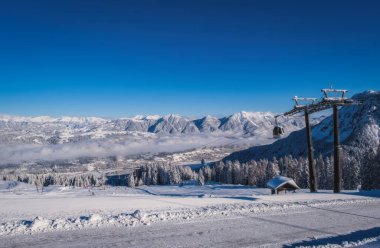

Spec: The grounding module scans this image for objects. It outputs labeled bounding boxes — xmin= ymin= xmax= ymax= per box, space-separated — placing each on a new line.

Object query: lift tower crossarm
xmin=284 ymin=98 xmax=358 ymax=117
xmin=293 ymin=97 xmax=318 ymax=108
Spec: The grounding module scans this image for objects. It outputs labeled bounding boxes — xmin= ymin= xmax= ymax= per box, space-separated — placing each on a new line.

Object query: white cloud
xmin=0 ymin=134 xmax=247 ymax=164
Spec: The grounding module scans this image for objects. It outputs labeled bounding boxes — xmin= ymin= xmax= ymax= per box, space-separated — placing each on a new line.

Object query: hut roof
xmin=266 ymin=176 xmax=300 ymax=190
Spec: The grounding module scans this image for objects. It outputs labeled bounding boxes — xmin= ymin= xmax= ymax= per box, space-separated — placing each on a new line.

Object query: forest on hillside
xmin=3 ymin=145 xmax=379 ymax=191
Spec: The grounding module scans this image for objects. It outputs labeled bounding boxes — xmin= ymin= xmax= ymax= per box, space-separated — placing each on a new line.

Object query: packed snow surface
xmin=1 ymin=180 xmax=379 ymax=248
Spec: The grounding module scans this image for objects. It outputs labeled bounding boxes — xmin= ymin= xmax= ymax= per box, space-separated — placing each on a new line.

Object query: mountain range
xmin=0 ymin=111 xmax=322 ymax=146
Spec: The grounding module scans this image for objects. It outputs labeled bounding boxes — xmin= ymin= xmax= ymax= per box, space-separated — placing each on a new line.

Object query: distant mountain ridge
xmin=0 ymin=111 xmax=322 ymax=145
xmin=223 ymin=90 xmax=380 ymax=163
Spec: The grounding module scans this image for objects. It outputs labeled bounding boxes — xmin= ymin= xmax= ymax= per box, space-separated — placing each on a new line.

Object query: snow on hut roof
xmin=266 ymin=176 xmax=300 ymax=190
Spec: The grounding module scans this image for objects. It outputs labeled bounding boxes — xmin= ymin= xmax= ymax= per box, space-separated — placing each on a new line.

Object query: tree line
xmin=2 ymin=146 xmax=379 ymax=190
xmin=126 ymin=153 xmax=363 ymax=190
xmin=2 ymin=172 xmax=106 ymax=192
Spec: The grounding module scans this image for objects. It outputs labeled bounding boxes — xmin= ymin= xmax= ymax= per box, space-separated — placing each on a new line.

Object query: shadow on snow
xmin=283 ymin=227 xmax=380 ymax=247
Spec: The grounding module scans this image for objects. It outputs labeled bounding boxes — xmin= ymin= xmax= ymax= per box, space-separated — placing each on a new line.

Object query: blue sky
xmin=0 ymin=0 xmax=379 ymax=117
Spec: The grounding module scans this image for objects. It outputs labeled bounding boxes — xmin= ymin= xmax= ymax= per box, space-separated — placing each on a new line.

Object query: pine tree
xmin=362 ymin=145 xmax=380 ymax=190
xmin=342 ymin=151 xmax=360 ymax=190
xmin=232 ymin=161 xmax=242 ymax=184
xmin=127 ymin=173 xmax=135 ymax=188
xmin=247 ymin=161 xmax=258 ymax=186
xmin=265 ymin=160 xmax=279 ymax=183
xmin=198 ymin=169 xmax=205 ymax=186
xmin=298 ymin=157 xmax=309 ymax=189
xmin=225 ymin=162 xmax=233 ymax=184
xmin=326 ymin=155 xmax=334 ymax=190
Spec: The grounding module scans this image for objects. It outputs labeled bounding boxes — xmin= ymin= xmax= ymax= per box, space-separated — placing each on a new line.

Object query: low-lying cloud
xmin=0 ymin=134 xmax=266 ymax=165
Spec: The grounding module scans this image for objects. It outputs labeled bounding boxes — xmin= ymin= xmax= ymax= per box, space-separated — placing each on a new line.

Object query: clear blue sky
xmin=0 ymin=0 xmax=379 ymax=117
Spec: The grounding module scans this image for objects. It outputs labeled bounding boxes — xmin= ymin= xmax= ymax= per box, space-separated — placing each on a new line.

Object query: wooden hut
xmin=267 ymin=176 xmax=300 ymax=195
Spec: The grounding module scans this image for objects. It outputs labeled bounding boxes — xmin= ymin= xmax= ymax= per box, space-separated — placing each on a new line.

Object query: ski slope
xmin=0 ymin=181 xmax=379 ymax=247
xmin=2 ymin=202 xmax=378 ymax=248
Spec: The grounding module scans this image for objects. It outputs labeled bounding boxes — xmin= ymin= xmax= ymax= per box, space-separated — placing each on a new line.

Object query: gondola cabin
xmin=273 ymin=126 xmax=285 ymax=138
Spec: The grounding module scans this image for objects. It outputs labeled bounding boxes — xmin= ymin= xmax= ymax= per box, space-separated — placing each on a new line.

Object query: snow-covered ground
xmin=0 ymin=181 xmax=379 ymax=247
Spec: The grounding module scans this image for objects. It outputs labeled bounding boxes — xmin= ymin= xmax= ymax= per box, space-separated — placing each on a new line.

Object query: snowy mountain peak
xmin=230 ymin=111 xmax=273 ymax=121
xmin=143 ymin=115 xmax=161 ymax=120
xmin=0 ymin=115 xmax=108 ymax=124
xmin=129 ymin=115 xmax=161 ymax=121
xmin=163 ymin=114 xmax=183 ymax=120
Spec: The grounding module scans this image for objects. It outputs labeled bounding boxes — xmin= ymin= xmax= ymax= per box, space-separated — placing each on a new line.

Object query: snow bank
xmin=1 ymin=197 xmax=378 ymax=236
